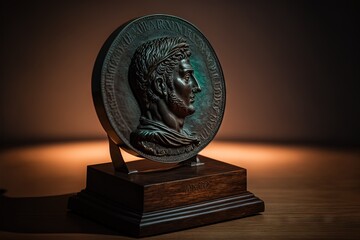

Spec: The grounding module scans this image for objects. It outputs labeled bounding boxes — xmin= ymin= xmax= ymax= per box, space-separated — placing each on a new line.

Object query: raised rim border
xmin=92 ymin=14 xmax=226 ymax=163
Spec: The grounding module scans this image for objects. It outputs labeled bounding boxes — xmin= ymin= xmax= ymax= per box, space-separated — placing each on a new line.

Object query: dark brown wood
xmin=68 ymin=155 xmax=264 ymax=237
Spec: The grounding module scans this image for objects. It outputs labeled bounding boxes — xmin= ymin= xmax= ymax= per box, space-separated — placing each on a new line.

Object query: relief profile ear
xmin=153 ymin=77 xmax=167 ymax=98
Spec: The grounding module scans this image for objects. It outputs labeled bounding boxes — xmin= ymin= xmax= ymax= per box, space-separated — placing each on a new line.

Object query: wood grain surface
xmin=0 ymin=141 xmax=359 ymax=239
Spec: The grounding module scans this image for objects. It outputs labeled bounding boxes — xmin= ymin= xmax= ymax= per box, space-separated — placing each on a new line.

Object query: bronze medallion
xmin=92 ymin=14 xmax=226 ymax=163
xmin=72 ymin=16 xmax=263 ymax=235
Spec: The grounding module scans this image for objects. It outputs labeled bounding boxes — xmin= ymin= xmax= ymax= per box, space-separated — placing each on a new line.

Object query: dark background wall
xmin=0 ymin=0 xmax=359 ymax=146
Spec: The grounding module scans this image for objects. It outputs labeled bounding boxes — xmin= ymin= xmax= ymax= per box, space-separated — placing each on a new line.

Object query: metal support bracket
xmin=108 ymin=136 xmax=138 ymax=174
xmin=180 ymin=155 xmax=205 ymax=167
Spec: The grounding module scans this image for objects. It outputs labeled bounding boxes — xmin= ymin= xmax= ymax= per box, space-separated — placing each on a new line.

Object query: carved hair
xmin=129 ymin=37 xmax=191 ymax=113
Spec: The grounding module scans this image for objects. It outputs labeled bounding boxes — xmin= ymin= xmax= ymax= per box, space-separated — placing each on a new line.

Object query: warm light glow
xmin=0 ymin=140 xmax=358 ymax=197
xmin=0 ymin=141 xmax=139 ymax=197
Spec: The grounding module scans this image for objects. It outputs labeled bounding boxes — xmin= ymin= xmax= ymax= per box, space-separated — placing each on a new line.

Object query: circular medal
xmin=92 ymin=14 xmax=226 ymax=163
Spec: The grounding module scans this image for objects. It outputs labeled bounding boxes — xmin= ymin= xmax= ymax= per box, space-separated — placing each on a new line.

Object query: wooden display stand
xmin=68 ymin=155 xmax=264 ymax=237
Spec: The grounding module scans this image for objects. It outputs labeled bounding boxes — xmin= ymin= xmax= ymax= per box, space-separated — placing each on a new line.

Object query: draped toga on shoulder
xmin=130 ymin=117 xmax=200 ymax=155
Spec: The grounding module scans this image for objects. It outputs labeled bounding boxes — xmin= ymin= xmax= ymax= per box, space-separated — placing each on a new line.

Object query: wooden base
xmin=68 ymin=155 xmax=264 ymax=237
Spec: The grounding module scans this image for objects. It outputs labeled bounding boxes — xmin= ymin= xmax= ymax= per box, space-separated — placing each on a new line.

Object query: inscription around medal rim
xmin=99 ymin=15 xmax=225 ymax=162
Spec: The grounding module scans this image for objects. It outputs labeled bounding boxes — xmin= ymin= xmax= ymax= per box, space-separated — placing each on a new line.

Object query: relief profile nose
xmin=192 ymin=75 xmax=201 ymax=93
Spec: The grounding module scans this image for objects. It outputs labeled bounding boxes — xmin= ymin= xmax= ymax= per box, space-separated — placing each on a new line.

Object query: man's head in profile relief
xmin=129 ymin=36 xmax=201 ymax=156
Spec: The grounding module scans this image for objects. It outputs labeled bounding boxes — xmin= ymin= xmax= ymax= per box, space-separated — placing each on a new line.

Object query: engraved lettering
xmin=185 ymin=181 xmax=210 ymax=193
xmin=157 ymin=19 xmax=165 ymax=30
xmin=164 ymin=19 xmax=173 ymax=30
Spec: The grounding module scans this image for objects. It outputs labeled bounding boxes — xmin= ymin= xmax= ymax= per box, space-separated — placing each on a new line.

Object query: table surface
xmin=0 ymin=140 xmax=359 ymax=240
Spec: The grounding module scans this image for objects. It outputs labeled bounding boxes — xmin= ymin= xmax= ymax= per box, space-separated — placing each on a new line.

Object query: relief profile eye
xmin=184 ymin=73 xmax=191 ymax=82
